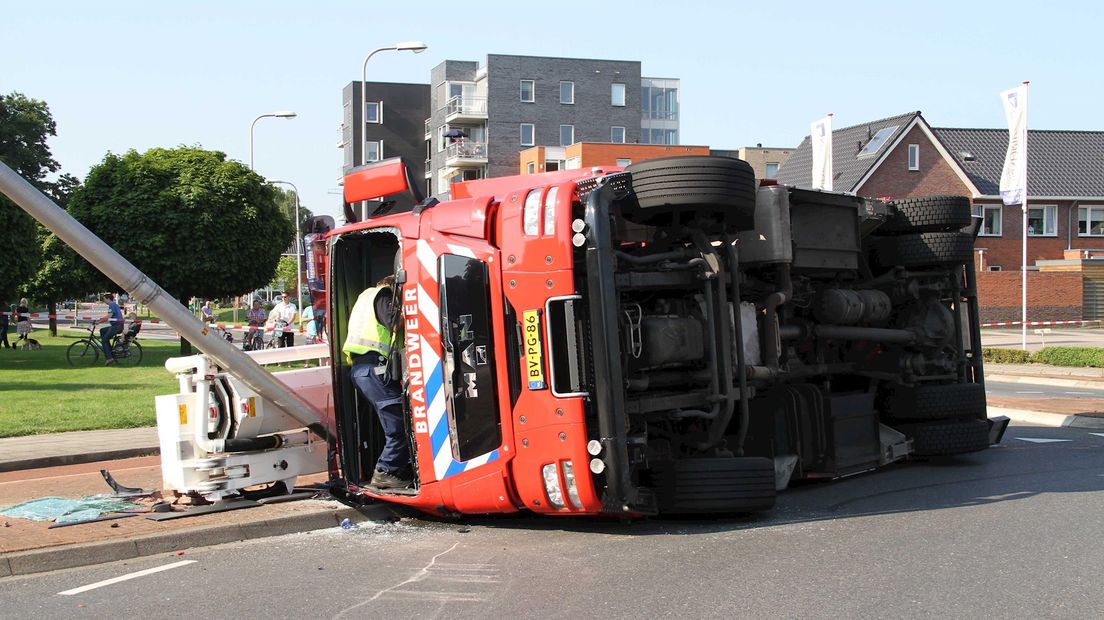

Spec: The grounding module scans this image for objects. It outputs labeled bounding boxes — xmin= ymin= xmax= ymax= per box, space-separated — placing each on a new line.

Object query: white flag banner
xmin=810 ymin=115 xmax=833 ymax=191
xmin=999 ymin=85 xmax=1028 ymax=206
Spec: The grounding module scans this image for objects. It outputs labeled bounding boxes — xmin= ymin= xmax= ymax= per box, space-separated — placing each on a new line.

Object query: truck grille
xmin=546 ymin=296 xmax=592 ymax=397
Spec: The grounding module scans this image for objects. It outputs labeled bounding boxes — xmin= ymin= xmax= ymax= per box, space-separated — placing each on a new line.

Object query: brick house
xmin=777 ymin=112 xmax=1104 ymax=321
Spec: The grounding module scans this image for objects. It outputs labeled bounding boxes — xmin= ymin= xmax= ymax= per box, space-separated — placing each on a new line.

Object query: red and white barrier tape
xmin=4 ymin=312 xmax=311 ymax=333
xmin=980 ymin=320 xmax=1102 ymax=328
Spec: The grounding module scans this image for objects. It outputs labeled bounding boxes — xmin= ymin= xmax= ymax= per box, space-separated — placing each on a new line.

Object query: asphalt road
xmin=986 ymin=379 xmax=1104 ymax=402
xmin=4 ymin=423 xmax=1103 ymax=618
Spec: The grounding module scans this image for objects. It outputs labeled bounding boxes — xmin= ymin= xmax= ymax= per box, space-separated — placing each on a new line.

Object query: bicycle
xmin=263 ymin=320 xmax=289 ymax=349
xmin=66 ymin=323 xmax=143 ymax=367
xmin=242 ymin=325 xmax=265 ymax=351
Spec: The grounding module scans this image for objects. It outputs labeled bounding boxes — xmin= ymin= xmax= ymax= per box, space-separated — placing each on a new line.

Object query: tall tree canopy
xmin=0 ymin=92 xmax=62 ymax=301
xmin=66 ymin=147 xmax=294 ymax=301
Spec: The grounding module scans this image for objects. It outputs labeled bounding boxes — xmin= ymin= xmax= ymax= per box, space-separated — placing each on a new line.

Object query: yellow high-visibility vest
xmin=342 ymin=286 xmax=393 ymax=363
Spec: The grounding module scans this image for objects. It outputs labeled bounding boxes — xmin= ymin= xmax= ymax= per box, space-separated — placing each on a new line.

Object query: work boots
xmin=370 ymin=469 xmax=412 ymax=489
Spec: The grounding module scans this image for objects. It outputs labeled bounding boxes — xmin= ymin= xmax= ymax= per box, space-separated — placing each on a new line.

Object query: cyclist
xmin=99 ymin=293 xmax=124 ymax=365
xmin=201 ymin=300 xmax=214 ymax=325
xmin=271 ymin=293 xmax=297 ymax=348
xmin=245 ymin=299 xmax=266 ymax=350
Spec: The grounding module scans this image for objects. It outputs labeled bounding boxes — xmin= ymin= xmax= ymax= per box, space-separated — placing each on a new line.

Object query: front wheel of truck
xmin=895 ymin=418 xmax=991 ymax=456
xmin=624 ymin=155 xmax=758 ymax=231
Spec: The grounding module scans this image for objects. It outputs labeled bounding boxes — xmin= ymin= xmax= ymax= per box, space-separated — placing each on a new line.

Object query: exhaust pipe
xmin=0 ymin=161 xmax=333 ymax=441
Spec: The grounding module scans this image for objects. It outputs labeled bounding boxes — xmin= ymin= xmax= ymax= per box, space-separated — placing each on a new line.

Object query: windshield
xmin=438 ymin=253 xmax=502 ymax=460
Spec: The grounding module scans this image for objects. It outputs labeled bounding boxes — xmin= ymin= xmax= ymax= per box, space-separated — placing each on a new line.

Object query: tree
xmin=269 ymin=255 xmax=298 ymax=297
xmin=274 ymin=187 xmax=314 ymax=233
xmin=22 ymin=173 xmax=90 ymax=336
xmin=66 ymin=147 xmax=294 ymax=352
xmin=0 ymin=92 xmax=63 ymax=302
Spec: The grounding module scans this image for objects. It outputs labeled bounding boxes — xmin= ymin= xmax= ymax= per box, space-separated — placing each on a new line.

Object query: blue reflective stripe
xmin=486 ymin=450 xmax=499 ymax=463
xmin=444 ymin=459 xmax=467 ymax=478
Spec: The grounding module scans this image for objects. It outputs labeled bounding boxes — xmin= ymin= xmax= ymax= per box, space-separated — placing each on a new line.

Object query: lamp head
xmin=273 ymin=110 xmax=298 ymax=119
xmin=395 ymin=40 xmax=428 ymax=53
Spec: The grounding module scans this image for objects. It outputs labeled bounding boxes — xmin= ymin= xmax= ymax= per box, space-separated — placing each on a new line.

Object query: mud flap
xmin=988 ymin=415 xmax=1010 ymax=445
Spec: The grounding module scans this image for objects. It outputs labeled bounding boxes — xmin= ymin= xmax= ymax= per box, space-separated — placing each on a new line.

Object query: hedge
xmin=982 ymin=346 xmax=1104 ymax=368
xmin=1032 ymin=347 xmax=1104 ymax=368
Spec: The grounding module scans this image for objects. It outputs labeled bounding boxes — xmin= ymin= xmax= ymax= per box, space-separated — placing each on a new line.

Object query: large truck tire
xmin=885 ymin=382 xmax=986 ymax=421
xmin=897 ymin=418 xmax=991 ymax=456
xmin=652 ymin=456 xmax=776 ymax=514
xmin=625 ymin=156 xmax=757 ymax=231
xmin=881 ymin=195 xmax=973 ymax=233
xmin=873 ymin=232 xmax=974 ymax=268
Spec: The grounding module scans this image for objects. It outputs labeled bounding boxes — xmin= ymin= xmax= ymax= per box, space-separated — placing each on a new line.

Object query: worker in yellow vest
xmin=343 ymin=276 xmax=410 ymax=489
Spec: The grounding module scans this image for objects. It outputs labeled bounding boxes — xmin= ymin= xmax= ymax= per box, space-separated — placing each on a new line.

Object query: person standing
xmin=201 ymin=300 xmax=214 ymax=324
xmin=14 ymin=298 xmax=31 ymax=348
xmin=343 ymin=277 xmax=409 ymax=488
xmin=272 ymin=293 xmax=297 ymax=348
xmin=302 ymin=303 xmax=317 ymax=344
xmin=245 ymin=299 xmax=267 ymax=350
xmin=98 ymin=293 xmax=124 ymax=365
xmin=0 ymin=301 xmax=10 ymax=349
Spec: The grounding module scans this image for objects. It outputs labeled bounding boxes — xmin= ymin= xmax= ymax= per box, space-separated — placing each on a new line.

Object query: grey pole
xmin=270 ymin=180 xmax=303 ymax=333
xmin=0 ymin=160 xmax=331 ymax=439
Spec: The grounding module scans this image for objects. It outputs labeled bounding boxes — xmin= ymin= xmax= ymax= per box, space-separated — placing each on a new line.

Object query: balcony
xmin=424 ymin=118 xmax=432 ymax=141
xmin=445 ymin=96 xmax=487 ymax=123
xmin=445 ymin=141 xmax=488 ymax=167
xmin=425 ymin=158 xmax=432 ymax=179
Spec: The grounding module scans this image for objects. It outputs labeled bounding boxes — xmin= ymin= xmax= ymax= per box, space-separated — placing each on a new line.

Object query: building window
xmin=1028 ymin=205 xmax=1057 ymax=236
xmin=520 ymin=79 xmax=535 ymax=103
xmin=646 ymin=128 xmax=678 ymax=145
xmin=560 ymin=81 xmax=574 ymax=104
xmin=520 ymin=123 xmax=535 ymax=146
xmin=1079 ymin=205 xmax=1104 ymax=236
xmin=545 ymin=160 xmax=562 ymax=172
xmin=559 ymin=124 xmax=574 ymax=147
xmin=764 ymin=162 xmax=779 ymax=179
xmin=988 ymin=266 xmax=1003 ymax=272
xmin=364 ymin=140 xmax=381 ymax=162
xmin=980 ymin=205 xmax=1002 ymax=236
xmin=858 ymin=126 xmax=898 ymax=157
xmin=611 ymin=126 xmax=626 ymax=144
xmin=527 ymin=162 xmax=535 ymax=174
xmin=611 ymin=83 xmax=626 ymax=106
xmin=615 ymin=158 xmax=632 ymax=167
xmin=365 ymin=101 xmax=382 ymax=124
xmin=437 ymin=125 xmax=448 ymax=152
xmin=907 ymin=144 xmax=919 ymax=170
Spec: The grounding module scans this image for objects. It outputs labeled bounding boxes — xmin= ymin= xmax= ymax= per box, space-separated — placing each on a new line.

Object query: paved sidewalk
xmin=0 ymin=428 xmax=159 ymax=473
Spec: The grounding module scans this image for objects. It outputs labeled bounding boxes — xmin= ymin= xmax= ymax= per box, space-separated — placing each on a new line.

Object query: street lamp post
xmin=270 ymin=180 xmax=303 ymax=333
xmin=249 ymin=110 xmax=297 ymax=170
xmin=360 ymin=41 xmax=427 ymax=166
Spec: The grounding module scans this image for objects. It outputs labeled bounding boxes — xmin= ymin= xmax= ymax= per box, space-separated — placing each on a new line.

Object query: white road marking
xmin=1014 ymin=391 xmax=1045 ymax=394
xmin=333 ymin=543 xmax=461 ymax=618
xmin=1090 ymin=433 xmax=1104 ymax=438
xmin=58 ymin=560 xmax=196 ymax=596
xmin=1064 ymin=391 xmax=1096 ymax=395
xmin=1015 ymin=438 xmax=1072 ymax=444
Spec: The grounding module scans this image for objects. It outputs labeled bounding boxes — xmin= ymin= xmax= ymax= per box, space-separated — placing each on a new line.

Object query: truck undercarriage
xmin=570 ymin=157 xmax=1000 ymax=514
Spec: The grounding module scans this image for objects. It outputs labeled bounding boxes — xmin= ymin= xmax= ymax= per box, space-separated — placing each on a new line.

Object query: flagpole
xmin=1021 ymin=80 xmax=1030 ymax=351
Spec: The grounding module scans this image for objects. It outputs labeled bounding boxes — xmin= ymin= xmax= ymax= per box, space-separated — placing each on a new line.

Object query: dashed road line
xmin=59 ymin=560 xmax=196 ymax=596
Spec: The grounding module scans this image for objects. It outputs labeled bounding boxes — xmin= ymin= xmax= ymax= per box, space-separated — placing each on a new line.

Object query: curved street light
xmin=361 ymin=41 xmax=427 ymax=166
xmin=249 ymin=110 xmax=297 ymax=170
xmin=269 ymin=179 xmax=304 ymax=333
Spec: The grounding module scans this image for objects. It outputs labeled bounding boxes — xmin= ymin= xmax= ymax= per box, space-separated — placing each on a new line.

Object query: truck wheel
xmin=625 ymin=156 xmax=757 ymax=230
xmin=652 ymin=456 xmax=776 ymax=514
xmin=873 ymin=232 xmax=974 ymax=267
xmin=897 ymin=418 xmax=991 ymax=456
xmin=885 ymin=383 xmax=986 ymax=421
xmin=881 ymin=195 xmax=973 ymax=233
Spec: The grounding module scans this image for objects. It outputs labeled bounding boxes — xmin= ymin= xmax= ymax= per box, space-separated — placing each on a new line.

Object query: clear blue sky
xmin=3 ymin=1 xmax=1097 ymax=221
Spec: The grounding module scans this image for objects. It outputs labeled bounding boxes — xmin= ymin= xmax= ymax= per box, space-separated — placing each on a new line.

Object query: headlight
xmin=561 ymin=460 xmax=583 ymax=509
xmin=543 ymin=186 xmax=558 ymax=235
xmin=523 ymin=189 xmax=541 ymax=235
xmin=541 ymin=463 xmax=565 ymax=508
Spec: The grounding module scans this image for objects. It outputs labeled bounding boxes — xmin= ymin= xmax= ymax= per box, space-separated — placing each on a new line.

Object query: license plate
xmin=522 ymin=310 xmax=546 ymax=390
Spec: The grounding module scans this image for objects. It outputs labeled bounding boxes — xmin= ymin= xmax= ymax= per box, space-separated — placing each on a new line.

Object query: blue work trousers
xmin=350 ymin=352 xmax=408 ymax=475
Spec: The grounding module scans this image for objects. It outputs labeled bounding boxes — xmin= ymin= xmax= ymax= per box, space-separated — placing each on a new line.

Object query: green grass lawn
xmin=0 ymin=332 xmax=180 ymax=438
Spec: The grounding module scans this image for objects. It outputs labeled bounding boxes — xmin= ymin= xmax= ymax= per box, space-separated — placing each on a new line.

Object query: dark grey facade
xmin=341 ymin=81 xmax=430 ymax=179
xmin=427 ymin=55 xmax=656 ymax=198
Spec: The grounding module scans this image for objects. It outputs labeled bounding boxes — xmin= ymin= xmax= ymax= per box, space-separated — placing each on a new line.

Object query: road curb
xmin=1 ymin=502 xmax=386 ymax=577
xmin=986 ymin=374 xmax=1104 ymax=390
xmin=989 ymin=406 xmax=1104 ymax=429
xmin=0 ymin=447 xmax=160 ymax=474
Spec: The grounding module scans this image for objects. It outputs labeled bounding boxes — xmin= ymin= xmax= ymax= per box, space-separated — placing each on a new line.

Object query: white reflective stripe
xmin=463 ymin=451 xmax=494 ymax=468
xmin=417 ymin=283 xmax=439 ymax=330
xmin=445 ymin=243 xmax=476 ymax=258
xmin=417 ymin=239 xmax=437 ymax=281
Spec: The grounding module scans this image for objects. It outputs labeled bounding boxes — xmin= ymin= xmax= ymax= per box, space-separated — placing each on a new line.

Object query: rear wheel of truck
xmin=885 ymin=382 xmax=986 ymax=422
xmin=873 ymin=231 xmax=974 ymax=268
xmin=625 ymin=156 xmax=757 ymax=231
xmin=881 ymin=195 xmax=973 ymax=233
xmin=652 ymin=456 xmax=776 ymax=514
xmin=897 ymin=418 xmax=991 ymax=456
